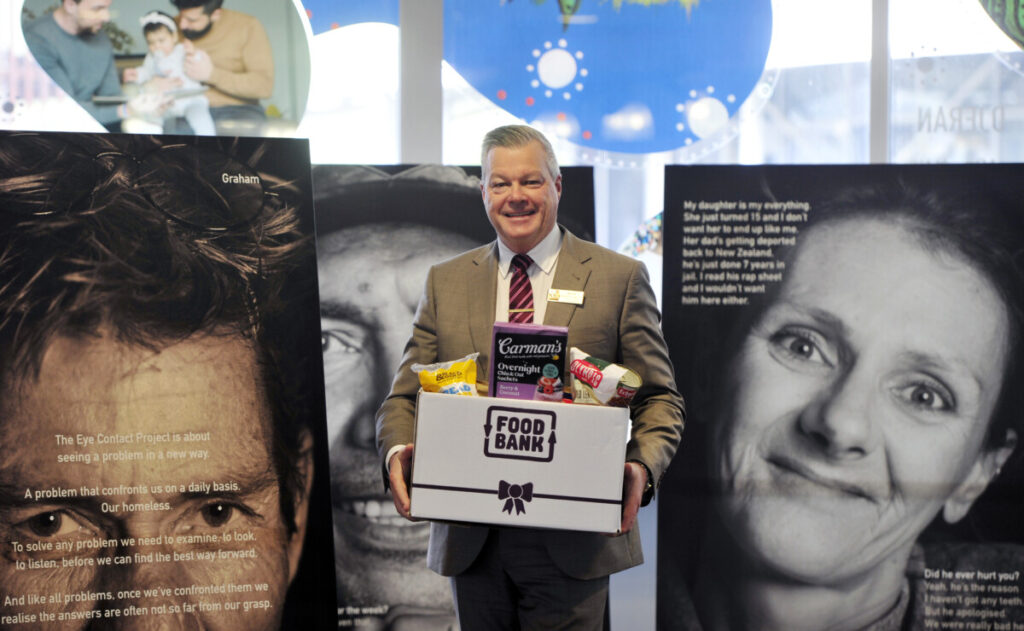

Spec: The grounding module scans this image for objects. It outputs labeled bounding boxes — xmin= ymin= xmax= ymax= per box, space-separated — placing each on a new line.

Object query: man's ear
xmin=554 ymin=174 xmax=562 ymax=200
xmin=209 ymin=8 xmax=223 ymax=22
xmin=943 ymin=429 xmax=1016 ymax=524
xmin=286 ymin=428 xmax=315 ymax=584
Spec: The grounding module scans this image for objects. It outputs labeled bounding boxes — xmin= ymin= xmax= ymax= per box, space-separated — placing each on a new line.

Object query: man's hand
xmin=122 ymin=67 xmax=139 ymax=83
xmin=619 ymin=461 xmax=648 ymax=535
xmin=183 ymin=45 xmax=214 ymax=83
xmin=389 ymin=443 xmax=417 ymax=521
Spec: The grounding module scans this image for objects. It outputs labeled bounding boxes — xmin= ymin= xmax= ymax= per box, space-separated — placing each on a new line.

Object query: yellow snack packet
xmin=411 ymin=352 xmax=480 ymax=396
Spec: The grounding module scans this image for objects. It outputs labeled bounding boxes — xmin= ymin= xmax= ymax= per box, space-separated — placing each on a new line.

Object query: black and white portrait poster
xmin=312 ymin=164 xmax=595 ymax=629
xmin=658 ymin=165 xmax=1024 ymax=631
xmin=0 ymin=131 xmax=336 ymax=629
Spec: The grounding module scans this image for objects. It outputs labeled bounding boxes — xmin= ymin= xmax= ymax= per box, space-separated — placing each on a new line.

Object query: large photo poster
xmin=313 ymin=163 xmax=595 ymax=629
xmin=658 ymin=165 xmax=1024 ymax=630
xmin=0 ymin=131 xmax=336 ymax=629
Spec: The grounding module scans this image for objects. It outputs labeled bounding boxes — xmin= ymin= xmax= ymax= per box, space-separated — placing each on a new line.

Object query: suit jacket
xmin=376 ymin=227 xmax=685 ymax=580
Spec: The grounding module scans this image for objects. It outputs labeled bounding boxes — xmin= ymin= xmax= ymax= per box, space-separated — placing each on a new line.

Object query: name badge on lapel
xmin=548 ymin=289 xmax=584 ymax=305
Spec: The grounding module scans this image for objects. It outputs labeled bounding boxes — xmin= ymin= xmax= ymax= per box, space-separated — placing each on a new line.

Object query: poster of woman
xmin=658 ymin=164 xmax=1024 ymax=631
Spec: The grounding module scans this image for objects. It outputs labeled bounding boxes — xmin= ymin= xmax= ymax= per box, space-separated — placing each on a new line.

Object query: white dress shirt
xmin=495 ymin=225 xmax=562 ymax=324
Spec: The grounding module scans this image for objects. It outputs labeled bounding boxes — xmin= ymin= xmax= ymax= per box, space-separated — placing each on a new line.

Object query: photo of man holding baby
xmin=21 ymin=0 xmax=309 ymax=136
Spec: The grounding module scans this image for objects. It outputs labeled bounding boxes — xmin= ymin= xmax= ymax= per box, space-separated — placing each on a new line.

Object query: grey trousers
xmin=450 ymin=528 xmax=610 ymax=631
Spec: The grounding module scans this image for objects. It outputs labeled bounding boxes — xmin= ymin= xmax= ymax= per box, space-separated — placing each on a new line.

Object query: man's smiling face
xmin=482 ymin=140 xmax=561 ymax=254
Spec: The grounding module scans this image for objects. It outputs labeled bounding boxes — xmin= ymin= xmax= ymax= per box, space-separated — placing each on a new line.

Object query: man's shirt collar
xmin=498 ymin=226 xmax=562 ymax=277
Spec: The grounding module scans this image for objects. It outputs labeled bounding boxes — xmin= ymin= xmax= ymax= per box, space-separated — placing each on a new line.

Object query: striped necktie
xmin=509 ymin=254 xmax=534 ymax=324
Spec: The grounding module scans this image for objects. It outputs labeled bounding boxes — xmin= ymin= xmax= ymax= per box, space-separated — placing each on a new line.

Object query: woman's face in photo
xmin=715 ymin=217 xmax=1012 ymax=585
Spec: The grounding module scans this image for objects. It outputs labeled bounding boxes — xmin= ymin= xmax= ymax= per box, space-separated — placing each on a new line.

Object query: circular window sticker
xmin=445 ymin=0 xmax=773 ymax=154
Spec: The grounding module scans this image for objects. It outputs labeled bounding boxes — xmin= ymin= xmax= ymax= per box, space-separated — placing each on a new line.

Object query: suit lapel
xmin=468 ymin=242 xmax=499 ymax=355
xmin=545 ymin=229 xmax=591 ymax=327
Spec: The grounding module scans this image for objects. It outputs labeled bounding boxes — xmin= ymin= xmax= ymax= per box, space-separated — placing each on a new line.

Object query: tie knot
xmin=511 ymin=254 xmax=532 ymax=272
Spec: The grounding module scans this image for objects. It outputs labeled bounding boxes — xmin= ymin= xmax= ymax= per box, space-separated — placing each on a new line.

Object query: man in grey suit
xmin=376 ymin=124 xmax=685 ymax=629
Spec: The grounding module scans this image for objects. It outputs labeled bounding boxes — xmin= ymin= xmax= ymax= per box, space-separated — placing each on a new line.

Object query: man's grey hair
xmin=481 ymin=125 xmax=560 ymax=180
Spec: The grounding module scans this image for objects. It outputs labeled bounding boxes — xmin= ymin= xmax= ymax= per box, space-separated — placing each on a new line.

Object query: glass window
xmin=443 ymin=1 xmax=873 ymax=251
xmin=889 ymin=0 xmax=1024 ymax=162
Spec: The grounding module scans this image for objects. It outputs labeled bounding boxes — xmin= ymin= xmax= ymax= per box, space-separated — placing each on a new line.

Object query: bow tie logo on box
xmin=483 ymin=406 xmax=557 ymax=462
xmin=498 ymin=480 xmax=533 ymax=514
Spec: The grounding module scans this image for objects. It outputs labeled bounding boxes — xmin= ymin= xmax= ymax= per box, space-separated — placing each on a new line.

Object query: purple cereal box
xmin=489 ymin=322 xmax=569 ymax=400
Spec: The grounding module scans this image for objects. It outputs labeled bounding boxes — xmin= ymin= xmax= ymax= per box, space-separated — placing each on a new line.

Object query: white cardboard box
xmin=410 ymin=391 xmax=629 ymax=533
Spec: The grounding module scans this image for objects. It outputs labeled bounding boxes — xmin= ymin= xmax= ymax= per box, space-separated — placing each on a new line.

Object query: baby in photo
xmin=125 ymin=10 xmax=216 ymax=135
